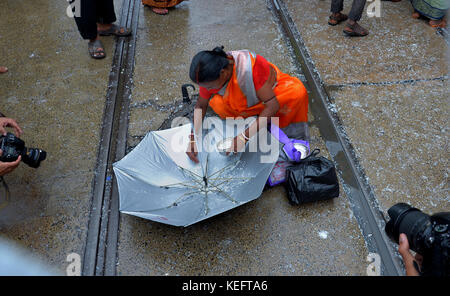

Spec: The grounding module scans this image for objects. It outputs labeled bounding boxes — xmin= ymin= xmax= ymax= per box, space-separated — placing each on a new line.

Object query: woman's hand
xmin=226 ymin=134 xmax=247 ymax=155
xmin=186 ymin=133 xmax=199 ymax=163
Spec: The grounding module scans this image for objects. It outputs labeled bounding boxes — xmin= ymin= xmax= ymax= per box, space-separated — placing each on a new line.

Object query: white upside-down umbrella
xmin=112 ymin=117 xmax=278 ymax=227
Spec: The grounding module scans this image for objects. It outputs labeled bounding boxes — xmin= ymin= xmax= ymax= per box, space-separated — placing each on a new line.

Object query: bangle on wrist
xmin=241 ymin=131 xmax=250 ymax=141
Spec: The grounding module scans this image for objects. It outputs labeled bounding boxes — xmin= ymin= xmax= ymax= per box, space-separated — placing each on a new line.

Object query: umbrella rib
xmin=177 ymin=167 xmax=205 ymax=187
xmin=204 ymin=190 xmax=209 ymax=215
xmin=160 ymin=182 xmax=199 ymax=189
xmin=208 ymin=177 xmax=252 ymax=181
xmin=132 ymin=189 xmax=204 ymax=213
xmin=206 ymin=180 xmax=238 ymax=204
xmin=205 ymin=154 xmax=209 ymax=179
xmin=207 ymin=159 xmax=240 ymax=178
xmin=207 ymin=177 xmax=250 ymax=189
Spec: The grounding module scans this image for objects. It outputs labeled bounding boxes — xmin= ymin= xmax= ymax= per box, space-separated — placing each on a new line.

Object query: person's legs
xmin=343 ymin=0 xmax=369 ymax=36
xmin=347 ymin=0 xmax=367 ymax=22
xmin=96 ymin=0 xmax=132 ymax=36
xmin=330 ymin=0 xmax=344 ymax=13
xmin=73 ymin=0 xmax=105 ymax=58
xmin=74 ymin=0 xmax=98 ymax=41
xmin=96 ymin=0 xmax=117 ymax=27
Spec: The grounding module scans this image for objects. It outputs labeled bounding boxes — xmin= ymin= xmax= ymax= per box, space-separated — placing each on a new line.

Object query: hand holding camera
xmin=0 ymin=117 xmax=23 ymax=138
xmin=0 ymin=117 xmax=46 ymax=173
xmin=385 ymin=203 xmax=450 ymax=276
xmin=0 ymin=149 xmax=21 ymax=176
xmin=398 ymin=233 xmax=423 ymax=276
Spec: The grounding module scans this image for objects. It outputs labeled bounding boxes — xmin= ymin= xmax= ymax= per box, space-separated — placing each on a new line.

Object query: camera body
xmin=385 ymin=203 xmax=450 ymax=276
xmin=0 ymin=132 xmax=46 ymax=168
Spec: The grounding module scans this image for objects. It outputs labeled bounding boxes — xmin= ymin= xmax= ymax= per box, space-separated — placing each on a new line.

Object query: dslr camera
xmin=0 ymin=132 xmax=46 ymax=168
xmin=385 ymin=203 xmax=450 ymax=276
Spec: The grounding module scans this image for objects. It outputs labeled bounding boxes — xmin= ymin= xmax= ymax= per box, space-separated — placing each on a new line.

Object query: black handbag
xmin=284 ymin=149 xmax=339 ymax=205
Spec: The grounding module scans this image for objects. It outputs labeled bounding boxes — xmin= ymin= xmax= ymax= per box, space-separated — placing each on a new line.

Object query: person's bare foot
xmin=412 ymin=11 xmax=421 ymax=19
xmin=0 ymin=66 xmax=8 ymax=74
xmin=151 ymin=7 xmax=168 ymax=15
xmin=328 ymin=12 xmax=348 ymax=26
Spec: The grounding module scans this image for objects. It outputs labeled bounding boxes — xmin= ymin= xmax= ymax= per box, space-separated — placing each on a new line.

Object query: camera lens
xmin=22 ymin=148 xmax=47 ymax=168
xmin=385 ymin=203 xmax=431 ymax=254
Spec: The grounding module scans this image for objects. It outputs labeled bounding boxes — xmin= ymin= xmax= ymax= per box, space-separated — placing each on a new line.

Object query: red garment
xmin=199 ymin=54 xmax=271 ymax=99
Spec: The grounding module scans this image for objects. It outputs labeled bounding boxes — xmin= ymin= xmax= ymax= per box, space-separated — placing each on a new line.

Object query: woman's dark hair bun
xmin=189 ymin=46 xmax=230 ymax=84
xmin=211 ymin=46 xmax=227 ymax=58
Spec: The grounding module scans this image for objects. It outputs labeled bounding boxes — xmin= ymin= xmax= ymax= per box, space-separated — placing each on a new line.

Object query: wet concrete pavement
xmin=118 ymin=0 xmax=368 ymax=275
xmin=284 ymin=0 xmax=449 ymax=213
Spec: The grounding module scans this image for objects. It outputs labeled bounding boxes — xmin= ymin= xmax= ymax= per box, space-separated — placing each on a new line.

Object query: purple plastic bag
xmin=266 ymin=124 xmax=310 ymax=187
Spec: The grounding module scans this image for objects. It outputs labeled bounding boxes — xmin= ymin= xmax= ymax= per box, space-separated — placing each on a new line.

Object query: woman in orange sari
xmin=186 ymin=46 xmax=308 ymax=163
xmin=142 ymin=0 xmax=185 ymax=15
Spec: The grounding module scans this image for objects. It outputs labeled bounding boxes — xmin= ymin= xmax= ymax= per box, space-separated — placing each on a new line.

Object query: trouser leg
xmin=348 ymin=0 xmax=367 ymax=21
xmin=73 ymin=0 xmax=98 ymax=40
xmin=96 ymin=0 xmax=117 ymax=24
xmin=331 ymin=0 xmax=344 ymax=13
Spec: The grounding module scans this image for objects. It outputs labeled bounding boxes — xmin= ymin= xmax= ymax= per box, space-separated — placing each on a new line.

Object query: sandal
xmin=98 ymin=24 xmax=132 ymax=37
xmin=429 ymin=18 xmax=447 ymax=28
xmin=88 ymin=39 xmax=106 ymax=59
xmin=343 ymin=21 xmax=369 ymax=37
xmin=328 ymin=13 xmax=348 ymax=26
xmin=151 ymin=7 xmax=169 ymax=15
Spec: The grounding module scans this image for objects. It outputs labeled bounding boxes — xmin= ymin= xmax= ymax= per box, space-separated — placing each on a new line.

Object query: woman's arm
xmin=246 ymin=66 xmax=280 ymax=136
xmin=227 ymin=66 xmax=280 ymax=153
xmin=187 ymin=96 xmax=209 ymax=163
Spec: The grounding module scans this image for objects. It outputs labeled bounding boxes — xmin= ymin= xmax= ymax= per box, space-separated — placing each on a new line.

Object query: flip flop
xmin=88 ymin=39 xmax=106 ymax=59
xmin=98 ymin=24 xmax=132 ymax=37
xmin=429 ymin=19 xmax=447 ymax=28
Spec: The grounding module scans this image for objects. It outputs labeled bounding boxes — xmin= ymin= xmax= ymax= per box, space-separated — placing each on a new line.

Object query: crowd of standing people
xmin=328 ymin=0 xmax=447 ymax=37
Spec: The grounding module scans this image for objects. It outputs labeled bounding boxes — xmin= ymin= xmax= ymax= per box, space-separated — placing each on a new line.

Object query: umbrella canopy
xmin=113 ymin=117 xmax=278 ymax=227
